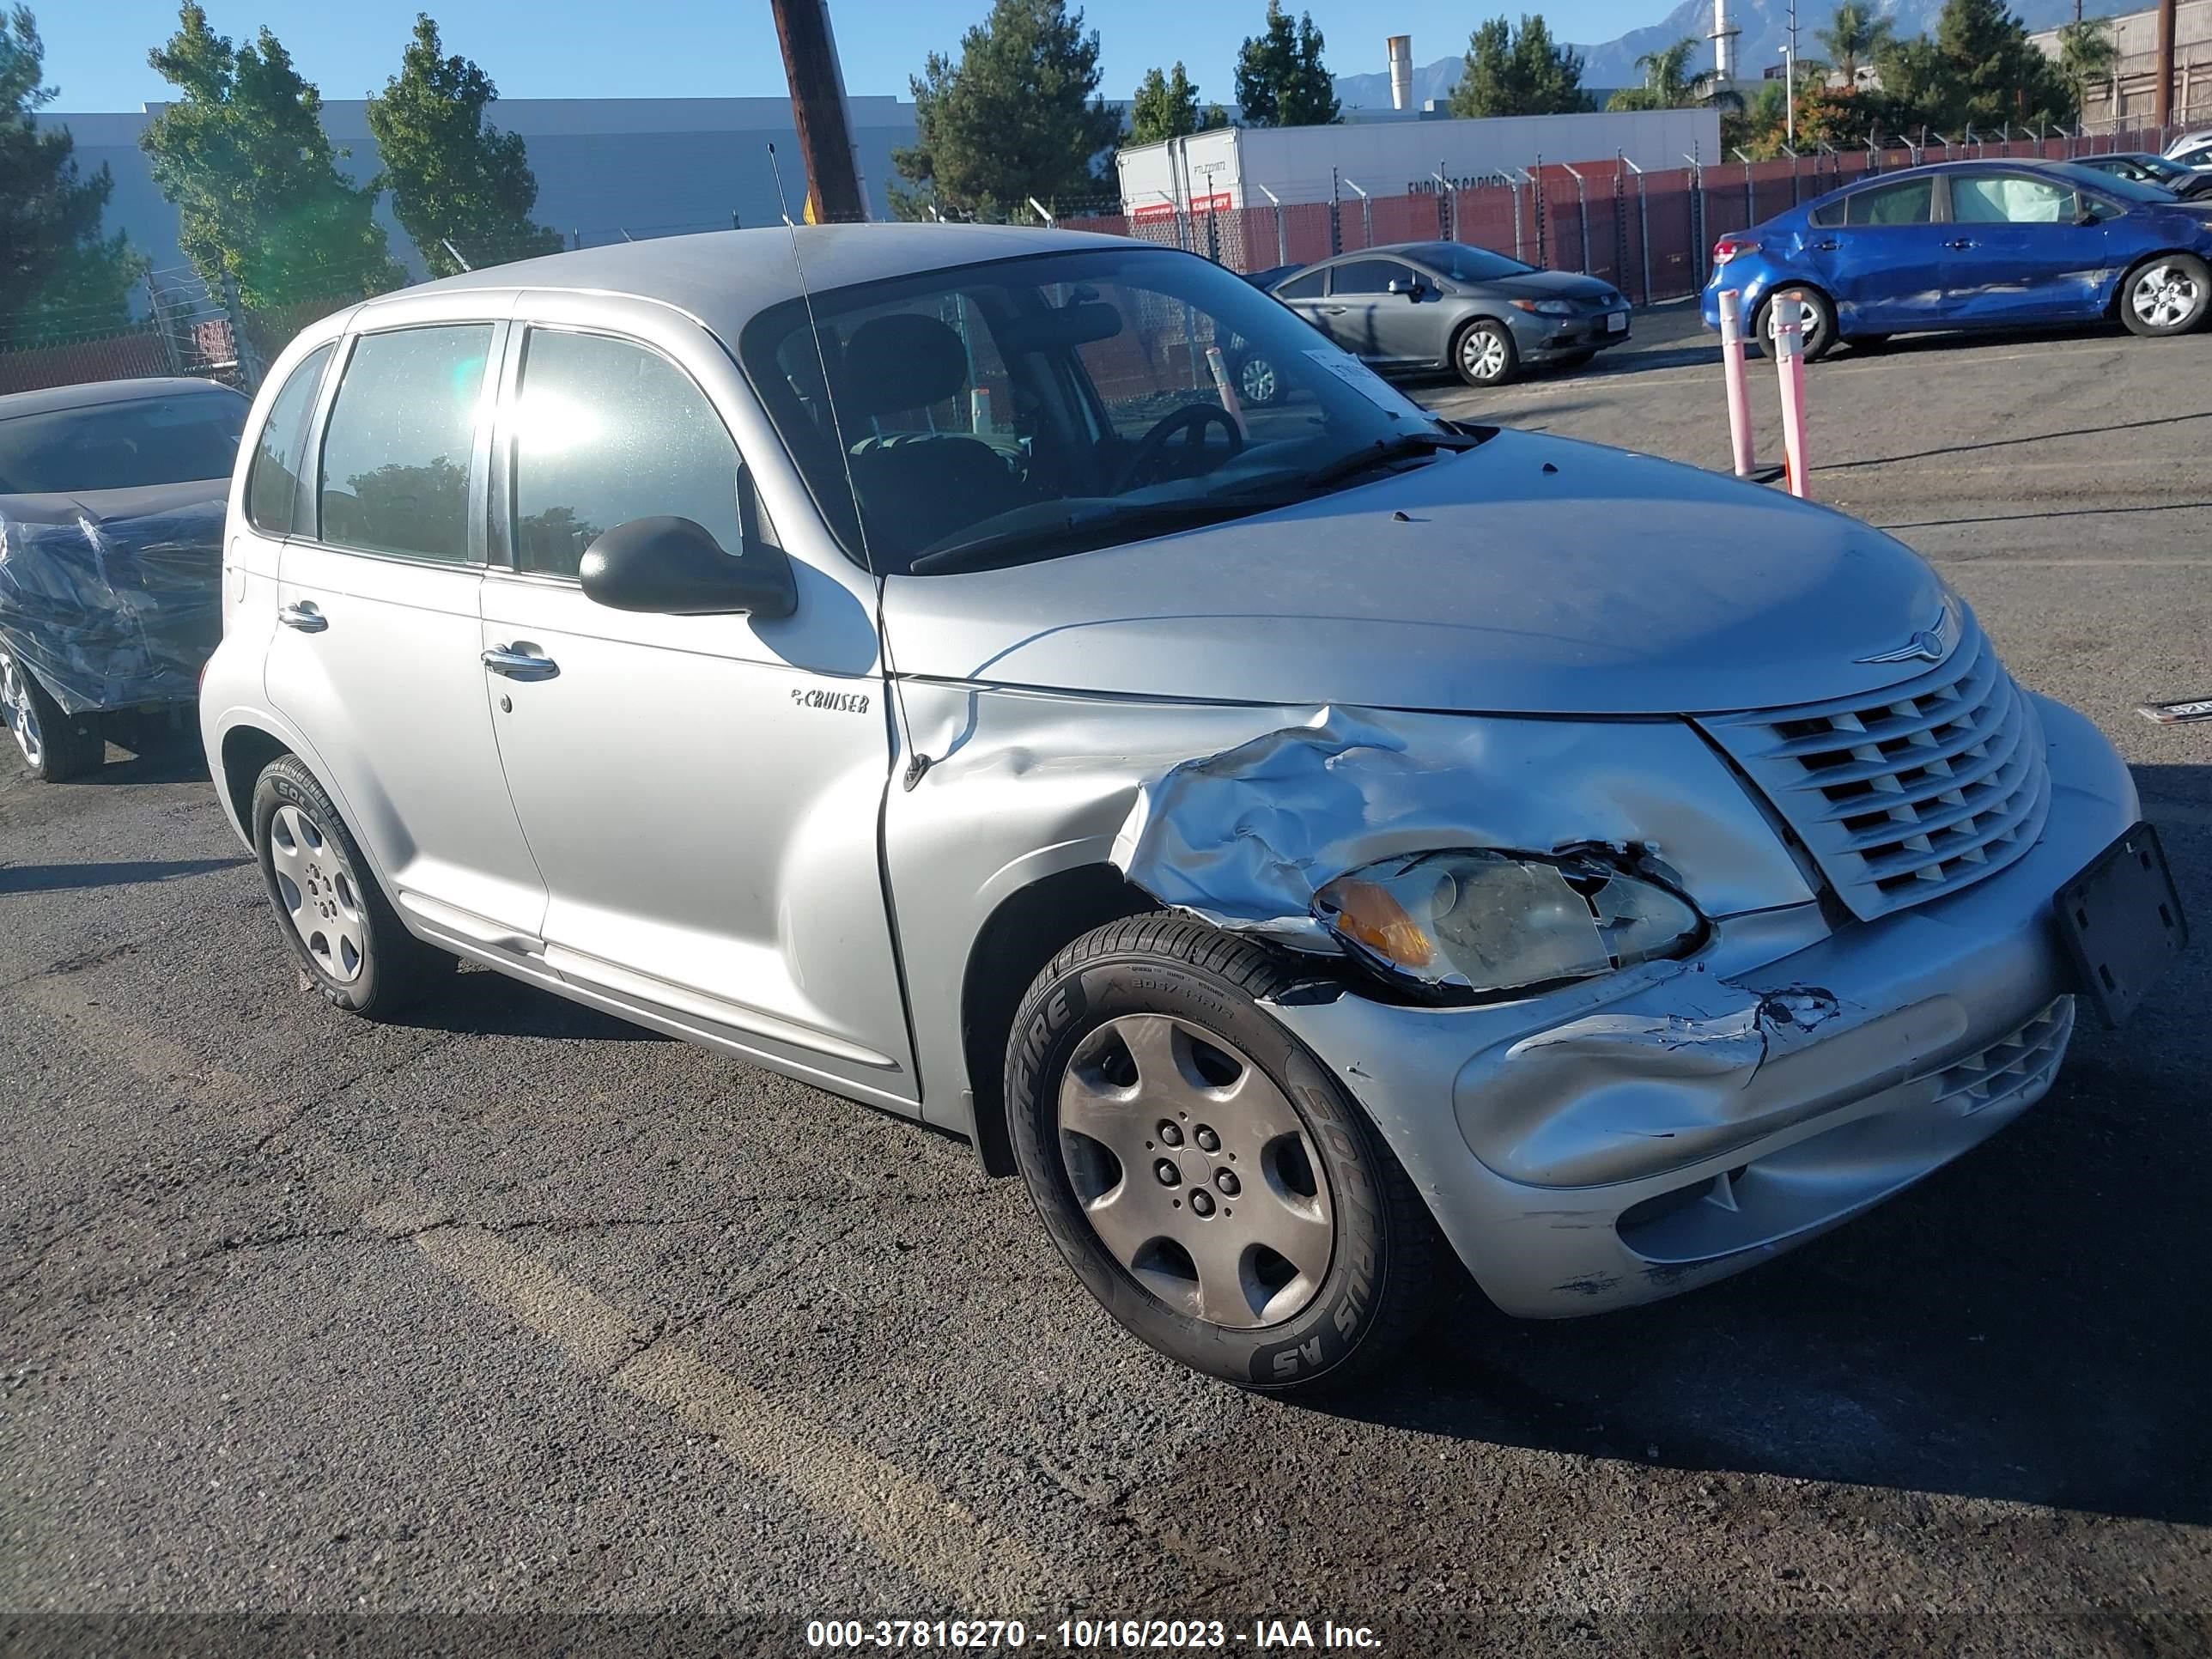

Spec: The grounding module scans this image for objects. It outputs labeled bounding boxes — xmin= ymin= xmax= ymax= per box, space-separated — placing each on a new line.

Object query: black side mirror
xmin=580 ymin=516 xmax=796 ymax=619
xmin=1387 ymin=277 xmax=1424 ymax=299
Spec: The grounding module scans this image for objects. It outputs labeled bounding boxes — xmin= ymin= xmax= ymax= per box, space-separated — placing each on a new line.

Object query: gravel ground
xmin=3 ymin=308 xmax=2209 ymax=1658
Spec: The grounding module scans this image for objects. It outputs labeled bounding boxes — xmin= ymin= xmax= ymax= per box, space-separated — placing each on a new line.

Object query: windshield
xmin=738 ymin=245 xmax=1452 ymax=576
xmin=1402 ymin=242 xmax=1536 ymax=283
xmin=0 ymin=390 xmax=246 ymax=495
xmin=2045 ymin=160 xmax=2174 ymax=205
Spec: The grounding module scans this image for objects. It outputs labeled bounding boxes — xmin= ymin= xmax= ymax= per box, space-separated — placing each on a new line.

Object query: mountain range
xmin=1333 ymin=0 xmax=2133 ymax=106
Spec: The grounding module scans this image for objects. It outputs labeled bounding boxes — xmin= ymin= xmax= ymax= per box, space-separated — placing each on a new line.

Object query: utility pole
xmin=1784 ymin=0 xmax=1798 ymax=149
xmin=770 ymin=0 xmax=868 ymax=223
xmin=2154 ymin=0 xmax=2178 ymax=127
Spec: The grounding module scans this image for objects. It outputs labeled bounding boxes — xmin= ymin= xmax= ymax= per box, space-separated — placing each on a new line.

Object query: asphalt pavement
xmin=4 ymin=309 xmax=2210 ymax=1657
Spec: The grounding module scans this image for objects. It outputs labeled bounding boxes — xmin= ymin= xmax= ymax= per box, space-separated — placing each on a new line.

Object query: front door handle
xmin=276 ymin=601 xmax=327 ymax=633
xmin=1809 ymin=238 xmax=1839 ymax=251
xmin=1322 ymin=305 xmax=1348 ymax=314
xmin=1945 ymin=238 xmax=1976 ymax=249
xmin=482 ymin=645 xmax=559 ymax=681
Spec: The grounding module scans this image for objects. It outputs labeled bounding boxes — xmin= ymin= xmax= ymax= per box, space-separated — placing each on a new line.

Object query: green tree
xmin=1817 ymin=2 xmax=1894 ymax=82
xmin=365 ymin=15 xmax=560 ymax=278
xmin=1876 ymin=0 xmax=2074 ymax=135
xmin=891 ymin=0 xmax=1123 ymax=221
xmin=2056 ymin=16 xmax=2118 ymax=117
xmin=1447 ymin=14 xmax=1592 ymax=118
xmin=1607 ymin=35 xmax=1704 ymax=109
xmin=1128 ymin=61 xmax=1228 ymax=145
xmin=141 ymin=3 xmax=402 ymax=306
xmin=1234 ymin=1 xmax=1339 ymax=128
xmin=2 ymin=6 xmax=144 ymax=347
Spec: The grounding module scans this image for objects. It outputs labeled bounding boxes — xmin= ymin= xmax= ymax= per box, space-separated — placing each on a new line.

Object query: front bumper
xmin=1267 ymin=695 xmax=2144 ymax=1317
xmin=1515 ymin=307 xmax=1632 ymax=358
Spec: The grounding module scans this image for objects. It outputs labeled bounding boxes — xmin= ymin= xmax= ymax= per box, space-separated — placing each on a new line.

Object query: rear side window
xmin=318 ymin=324 xmax=494 ymax=563
xmin=1845 ymin=179 xmax=1936 ymax=226
xmin=245 ymin=343 xmax=335 ymax=535
xmin=508 ymin=330 xmax=744 ymax=578
xmin=1274 ymin=270 xmax=1326 ymax=300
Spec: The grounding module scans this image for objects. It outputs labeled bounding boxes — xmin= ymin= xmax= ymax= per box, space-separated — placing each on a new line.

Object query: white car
xmin=2163 ymin=130 xmax=2212 ymax=171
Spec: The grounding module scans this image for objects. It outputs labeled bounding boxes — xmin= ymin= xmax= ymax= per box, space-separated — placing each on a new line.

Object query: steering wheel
xmin=1116 ymin=403 xmax=1244 ymax=491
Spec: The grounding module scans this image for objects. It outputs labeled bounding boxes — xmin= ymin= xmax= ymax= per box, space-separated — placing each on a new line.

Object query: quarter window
xmin=245 ymin=343 xmax=334 ymax=535
xmin=508 ymin=330 xmax=745 ymax=579
xmin=318 ymin=324 xmax=493 ymax=563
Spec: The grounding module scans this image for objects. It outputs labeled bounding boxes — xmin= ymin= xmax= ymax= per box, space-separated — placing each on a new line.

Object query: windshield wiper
xmin=1300 ymin=428 xmax=1489 ymax=490
xmin=908 ymin=495 xmax=1297 ymax=576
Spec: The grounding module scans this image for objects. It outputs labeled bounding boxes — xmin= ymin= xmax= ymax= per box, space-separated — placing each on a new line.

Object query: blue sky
xmin=46 ymin=0 xmax=1662 ymax=112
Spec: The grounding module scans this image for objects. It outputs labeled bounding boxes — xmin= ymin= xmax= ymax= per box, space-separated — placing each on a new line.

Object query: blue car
xmin=1700 ymin=158 xmax=2212 ymax=358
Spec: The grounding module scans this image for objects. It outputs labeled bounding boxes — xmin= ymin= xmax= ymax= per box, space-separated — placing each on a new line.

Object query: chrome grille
xmin=1698 ymin=621 xmax=2051 ymax=921
xmin=1928 ymin=997 xmax=2074 ymax=1115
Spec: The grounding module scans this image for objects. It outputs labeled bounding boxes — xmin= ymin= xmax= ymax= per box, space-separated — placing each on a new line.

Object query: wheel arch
xmin=959 ymin=863 xmax=1156 ymax=1176
xmin=218 ymin=723 xmax=295 ymax=833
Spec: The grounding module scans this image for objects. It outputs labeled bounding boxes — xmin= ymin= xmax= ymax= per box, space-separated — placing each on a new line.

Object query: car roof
xmin=0 ymin=375 xmax=245 ymax=422
xmin=359 ymin=222 xmax=1137 ymax=338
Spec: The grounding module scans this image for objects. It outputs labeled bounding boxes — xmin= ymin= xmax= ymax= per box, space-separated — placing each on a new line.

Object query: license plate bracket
xmin=1606 ymin=311 xmax=1628 ymax=333
xmin=2052 ymin=822 xmax=2188 ymax=1027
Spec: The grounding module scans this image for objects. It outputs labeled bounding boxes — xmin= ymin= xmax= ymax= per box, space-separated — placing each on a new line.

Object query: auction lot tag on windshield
xmin=1304 ymin=349 xmax=1415 ymax=412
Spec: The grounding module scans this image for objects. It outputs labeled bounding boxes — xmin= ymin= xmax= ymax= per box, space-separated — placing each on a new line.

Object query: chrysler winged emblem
xmin=1857 ymin=603 xmax=1954 ymax=666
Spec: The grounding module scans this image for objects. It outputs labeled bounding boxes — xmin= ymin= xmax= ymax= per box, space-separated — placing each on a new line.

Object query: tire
xmin=1234 ymin=350 xmax=1282 ymax=407
xmin=1006 ymin=915 xmax=1439 ymax=1395
xmin=1453 ymin=319 xmax=1518 ymax=387
xmin=2118 ymin=253 xmax=2211 ymax=337
xmin=0 ymin=652 xmax=104 ymax=781
xmin=250 ymin=753 xmax=453 ymax=1017
xmin=1755 ymin=286 xmax=1838 ymax=362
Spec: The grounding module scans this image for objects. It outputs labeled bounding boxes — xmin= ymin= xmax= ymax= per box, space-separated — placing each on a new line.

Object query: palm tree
xmin=2057 ymin=17 xmax=2118 ymax=121
xmin=1817 ymin=2 xmax=1894 ymax=83
xmin=1635 ymin=36 xmax=1702 ymax=105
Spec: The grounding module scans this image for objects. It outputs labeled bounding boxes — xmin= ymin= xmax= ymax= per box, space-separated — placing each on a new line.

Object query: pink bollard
xmin=1204 ymin=345 xmax=1249 ymax=439
xmin=1717 ymin=288 xmax=1755 ymax=478
xmin=1771 ymin=292 xmax=1811 ymax=499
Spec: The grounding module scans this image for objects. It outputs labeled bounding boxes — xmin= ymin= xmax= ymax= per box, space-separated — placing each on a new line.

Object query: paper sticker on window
xmin=1304 ymin=349 xmax=1414 ymax=412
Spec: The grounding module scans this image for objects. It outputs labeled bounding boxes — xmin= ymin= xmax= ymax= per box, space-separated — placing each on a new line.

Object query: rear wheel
xmin=2119 ymin=254 xmax=2210 ymax=337
xmin=251 ymin=753 xmax=453 ymax=1017
xmin=1454 ymin=319 xmax=1518 ymax=387
xmin=1755 ymin=287 xmax=1838 ymax=362
xmin=1006 ymin=915 xmax=1439 ymax=1394
xmin=0 ymin=653 xmax=104 ymax=781
xmin=1235 ymin=350 xmax=1281 ymax=407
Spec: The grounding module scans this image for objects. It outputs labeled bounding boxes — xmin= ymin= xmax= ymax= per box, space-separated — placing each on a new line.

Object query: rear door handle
xmin=1809 ymin=239 xmax=1839 ymax=251
xmin=482 ymin=645 xmax=559 ymax=681
xmin=276 ymin=601 xmax=326 ymax=633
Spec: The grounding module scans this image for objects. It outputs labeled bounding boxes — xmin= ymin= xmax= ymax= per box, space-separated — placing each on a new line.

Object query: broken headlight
xmin=1312 ymin=850 xmax=1703 ymax=999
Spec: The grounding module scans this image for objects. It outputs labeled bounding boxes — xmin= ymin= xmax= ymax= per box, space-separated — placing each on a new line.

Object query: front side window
xmin=1273 ymin=269 xmax=1326 ymax=300
xmin=509 ymin=330 xmax=744 ymax=578
xmin=1846 ymin=179 xmax=1936 ymax=226
xmin=318 ymin=324 xmax=493 ymax=563
xmin=1952 ymin=173 xmax=2074 ymax=224
xmin=740 ymin=245 xmax=1447 ymax=578
xmin=1331 ymin=259 xmax=1418 ymax=295
xmin=246 ymin=343 xmax=335 ymax=535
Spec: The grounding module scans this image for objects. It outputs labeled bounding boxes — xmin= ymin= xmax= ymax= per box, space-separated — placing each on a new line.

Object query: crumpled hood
xmin=883 ymin=428 xmax=1953 ymax=716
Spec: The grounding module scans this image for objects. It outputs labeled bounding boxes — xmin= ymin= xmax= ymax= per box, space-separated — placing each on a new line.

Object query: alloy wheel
xmin=267 ymin=803 xmax=367 ymax=982
xmin=1237 ymin=355 xmax=1278 ymax=404
xmin=1056 ymin=1013 xmax=1334 ymax=1329
xmin=2131 ymin=264 xmax=2201 ymax=329
xmin=1462 ymin=327 xmax=1509 ymax=382
xmin=0 ymin=656 xmax=41 ymax=770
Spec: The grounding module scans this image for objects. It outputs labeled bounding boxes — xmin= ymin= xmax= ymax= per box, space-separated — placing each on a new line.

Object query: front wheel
xmin=0 ymin=652 xmax=104 ymax=781
xmin=2120 ymin=254 xmax=2210 ymax=337
xmin=1454 ymin=319 xmax=1518 ymax=386
xmin=251 ymin=753 xmax=453 ymax=1017
xmin=1755 ymin=287 xmax=1838 ymax=362
xmin=1234 ymin=350 xmax=1281 ymax=407
xmin=1006 ymin=915 xmax=1439 ymax=1394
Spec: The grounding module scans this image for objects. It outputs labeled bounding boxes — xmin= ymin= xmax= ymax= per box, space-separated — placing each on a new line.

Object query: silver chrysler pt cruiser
xmin=202 ymin=225 xmax=2185 ymax=1392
